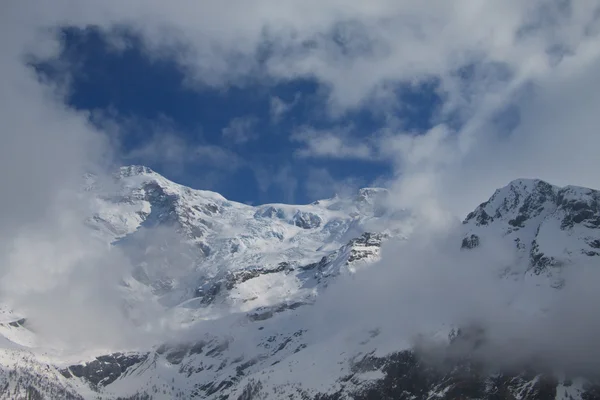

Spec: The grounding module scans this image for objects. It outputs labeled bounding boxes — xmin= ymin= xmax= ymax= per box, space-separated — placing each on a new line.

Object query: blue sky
xmin=15 ymin=0 xmax=597 ymax=218
xmin=33 ymin=26 xmax=441 ymax=205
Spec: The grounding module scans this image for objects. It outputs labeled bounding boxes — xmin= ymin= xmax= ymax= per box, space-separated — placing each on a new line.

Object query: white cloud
xmin=221 ymin=115 xmax=259 ymax=144
xmin=291 ymin=125 xmax=375 ymax=159
xmin=129 ymin=132 xmax=241 ymax=171
xmin=133 ymin=136 xmax=243 ymax=191
xmin=11 ymin=1 xmax=565 ymax=110
xmin=303 ymin=222 xmax=600 ymax=375
xmin=0 ymin=6 xmax=136 ymax=349
xmin=270 ymin=94 xmax=299 ymax=123
xmin=252 ymin=164 xmax=298 ymax=203
xmin=304 ymin=167 xmax=365 ymax=200
xmin=383 ymin=39 xmax=600 ymax=218
xmin=91 ymin=111 xmax=243 ymax=188
xmin=269 ymin=96 xmax=289 ymax=123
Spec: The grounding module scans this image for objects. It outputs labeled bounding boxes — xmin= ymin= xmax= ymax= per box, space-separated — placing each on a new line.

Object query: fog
xmin=304 ymin=220 xmax=600 ymax=377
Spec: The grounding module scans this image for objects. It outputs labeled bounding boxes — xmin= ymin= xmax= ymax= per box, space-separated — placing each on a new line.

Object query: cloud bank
xmin=307 ymin=223 xmax=600 ymax=375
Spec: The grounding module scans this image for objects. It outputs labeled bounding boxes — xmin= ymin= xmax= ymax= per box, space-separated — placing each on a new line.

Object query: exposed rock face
xmin=346 ymin=232 xmax=387 ymax=263
xmin=292 ymin=211 xmax=322 ymax=229
xmin=461 ymin=234 xmax=480 ymax=249
xmin=61 ymin=353 xmax=149 ymax=387
xmin=247 ymin=301 xmax=307 ymax=321
xmin=253 ymin=206 xmax=286 ymax=220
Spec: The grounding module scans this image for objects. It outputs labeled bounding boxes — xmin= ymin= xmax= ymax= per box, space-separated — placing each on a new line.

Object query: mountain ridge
xmin=0 ymin=168 xmax=599 ymax=399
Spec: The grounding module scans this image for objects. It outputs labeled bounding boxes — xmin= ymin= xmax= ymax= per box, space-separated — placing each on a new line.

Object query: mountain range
xmin=0 ymin=166 xmax=599 ymax=399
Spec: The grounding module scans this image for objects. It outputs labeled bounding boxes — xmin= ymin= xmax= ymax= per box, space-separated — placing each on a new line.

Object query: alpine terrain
xmin=0 ymin=167 xmax=599 ymax=399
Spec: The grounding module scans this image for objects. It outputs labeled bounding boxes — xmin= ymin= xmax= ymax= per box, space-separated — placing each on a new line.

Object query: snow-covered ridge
xmin=2 ymin=171 xmax=600 ymax=399
xmin=85 ymin=165 xmax=408 ymax=316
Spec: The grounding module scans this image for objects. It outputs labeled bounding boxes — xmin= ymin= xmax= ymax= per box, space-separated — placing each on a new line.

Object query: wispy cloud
xmin=252 ymin=163 xmax=298 ymax=203
xmin=269 ymin=94 xmax=299 ymax=124
xmin=221 ymin=115 xmax=259 ymax=145
xmin=128 ymin=131 xmax=244 ymax=191
xmin=304 ymin=167 xmax=365 ymax=200
xmin=0 ymin=7 xmax=136 ymax=348
xmin=129 ymin=133 xmax=241 ymax=171
xmin=291 ymin=125 xmax=375 ymax=160
xmin=89 ymin=110 xmax=243 ymax=186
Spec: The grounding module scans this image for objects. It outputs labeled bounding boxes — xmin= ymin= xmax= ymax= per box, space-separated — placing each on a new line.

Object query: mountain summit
xmin=463 ymin=178 xmax=600 ymax=276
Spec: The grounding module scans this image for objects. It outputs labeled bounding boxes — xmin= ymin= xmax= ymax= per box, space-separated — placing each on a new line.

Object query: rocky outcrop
xmin=194 ymin=262 xmax=295 ymax=304
xmin=247 ymin=301 xmax=307 ymax=322
xmin=292 ymin=211 xmax=322 ymax=229
xmin=461 ymin=234 xmax=480 ymax=249
xmin=61 ymin=352 xmax=149 ymax=388
xmin=346 ymin=232 xmax=387 ymax=263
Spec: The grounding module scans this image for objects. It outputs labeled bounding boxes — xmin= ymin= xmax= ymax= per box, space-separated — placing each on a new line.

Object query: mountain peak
xmin=357 ymin=187 xmax=388 ymax=197
xmin=504 ymin=177 xmax=549 ymax=190
xmin=356 ymin=187 xmax=389 ymax=203
xmin=504 ymin=178 xmax=556 ymax=193
xmin=118 ymin=165 xmax=156 ymax=178
xmin=463 ymin=178 xmax=600 ymax=274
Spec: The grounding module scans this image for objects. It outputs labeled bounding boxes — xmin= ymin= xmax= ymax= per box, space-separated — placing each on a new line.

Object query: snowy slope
xmin=1 ymin=171 xmax=600 ymax=399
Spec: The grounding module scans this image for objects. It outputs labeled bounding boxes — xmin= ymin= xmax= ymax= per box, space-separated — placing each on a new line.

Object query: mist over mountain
xmin=0 ymin=167 xmax=599 ymax=399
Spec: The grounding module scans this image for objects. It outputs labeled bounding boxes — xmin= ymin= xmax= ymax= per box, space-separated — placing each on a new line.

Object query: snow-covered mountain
xmin=86 ymin=166 xmax=410 ymax=318
xmin=462 ymin=178 xmax=600 ymax=288
xmin=1 ymin=170 xmax=599 ymax=399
